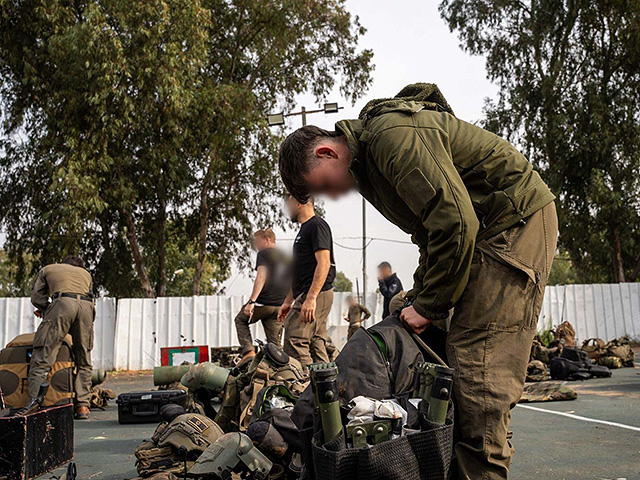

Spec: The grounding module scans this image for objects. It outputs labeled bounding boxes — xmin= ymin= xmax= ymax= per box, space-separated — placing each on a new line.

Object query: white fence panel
xmin=2 ymin=283 xmax=640 ymax=371
xmin=538 ymin=284 xmax=640 ymax=342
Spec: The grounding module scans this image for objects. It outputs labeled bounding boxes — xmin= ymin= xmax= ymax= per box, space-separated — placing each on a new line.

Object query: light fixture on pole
xmin=266 ymin=102 xmax=343 ymax=128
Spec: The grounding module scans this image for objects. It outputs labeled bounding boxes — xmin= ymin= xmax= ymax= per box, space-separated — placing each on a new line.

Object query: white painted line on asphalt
xmin=516 ymin=404 xmax=640 ymax=432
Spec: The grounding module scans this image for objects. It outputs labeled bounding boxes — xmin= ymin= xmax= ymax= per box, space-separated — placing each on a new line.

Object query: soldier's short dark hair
xmin=62 ymin=256 xmax=85 ymax=268
xmin=279 ymin=126 xmax=343 ymax=203
xmin=378 ymin=261 xmax=392 ymax=270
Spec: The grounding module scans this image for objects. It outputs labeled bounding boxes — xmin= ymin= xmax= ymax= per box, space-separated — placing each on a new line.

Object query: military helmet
xmin=157 ymin=413 xmax=225 ymax=454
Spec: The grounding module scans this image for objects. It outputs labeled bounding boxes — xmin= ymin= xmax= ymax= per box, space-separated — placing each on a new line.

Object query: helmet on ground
xmin=157 ymin=413 xmax=225 ymax=454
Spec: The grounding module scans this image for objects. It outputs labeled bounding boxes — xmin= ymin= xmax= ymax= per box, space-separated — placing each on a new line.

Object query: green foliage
xmin=0 ymin=250 xmax=34 ymax=297
xmin=440 ymin=0 xmax=640 ymax=283
xmin=548 ymin=251 xmax=579 ymax=286
xmin=0 ymin=0 xmax=373 ymax=297
xmin=333 ymin=271 xmax=353 ymax=292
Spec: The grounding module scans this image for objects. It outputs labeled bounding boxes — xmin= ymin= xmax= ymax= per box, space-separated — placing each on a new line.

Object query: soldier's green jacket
xmin=336 ymin=84 xmax=555 ymax=320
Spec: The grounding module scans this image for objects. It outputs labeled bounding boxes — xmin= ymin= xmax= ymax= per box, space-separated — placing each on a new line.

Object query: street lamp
xmin=266 ymin=102 xmax=343 ymax=128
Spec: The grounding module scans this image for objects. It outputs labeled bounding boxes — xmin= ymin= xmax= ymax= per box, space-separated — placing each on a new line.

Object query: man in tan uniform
xmin=278 ymin=196 xmax=336 ymax=366
xmin=29 ymin=256 xmax=94 ymax=419
xmin=343 ymin=295 xmax=370 ymax=339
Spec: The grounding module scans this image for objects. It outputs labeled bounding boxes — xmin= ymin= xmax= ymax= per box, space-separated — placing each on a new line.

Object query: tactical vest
xmin=0 ymin=333 xmax=74 ymax=407
xmin=215 ymin=343 xmax=309 ymax=432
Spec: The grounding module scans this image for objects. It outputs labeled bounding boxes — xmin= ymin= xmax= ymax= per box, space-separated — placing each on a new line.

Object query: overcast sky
xmin=222 ymin=0 xmax=498 ymax=296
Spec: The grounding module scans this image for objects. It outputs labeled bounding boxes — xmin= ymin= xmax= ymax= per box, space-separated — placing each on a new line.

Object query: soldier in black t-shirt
xmin=235 ymin=228 xmax=290 ymax=365
xmin=277 ymin=196 xmax=337 ymax=366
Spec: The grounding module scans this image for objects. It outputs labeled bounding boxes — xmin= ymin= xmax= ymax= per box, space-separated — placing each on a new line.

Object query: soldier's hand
xmin=244 ymin=302 xmax=255 ymax=317
xmin=34 ymin=309 xmax=42 ymax=318
xmin=400 ymin=306 xmax=431 ymax=334
xmin=277 ymin=302 xmax=291 ymax=323
xmin=301 ymin=296 xmax=316 ymax=323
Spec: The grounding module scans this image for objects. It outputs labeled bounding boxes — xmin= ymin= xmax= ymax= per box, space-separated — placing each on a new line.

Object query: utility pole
xmin=362 ymin=198 xmax=367 ymax=307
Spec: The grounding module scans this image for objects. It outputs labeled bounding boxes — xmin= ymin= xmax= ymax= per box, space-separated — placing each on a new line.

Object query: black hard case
xmin=0 ymin=403 xmax=74 ymax=480
xmin=116 ymin=389 xmax=188 ymax=424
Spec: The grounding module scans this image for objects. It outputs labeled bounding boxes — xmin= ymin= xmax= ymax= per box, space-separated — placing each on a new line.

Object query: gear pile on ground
xmin=89 ymin=386 xmax=115 ymax=410
xmin=582 ymin=336 xmax=635 ymax=368
xmin=136 ymin=342 xmax=308 ymax=479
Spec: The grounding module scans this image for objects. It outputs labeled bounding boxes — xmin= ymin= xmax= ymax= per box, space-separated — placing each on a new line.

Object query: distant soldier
xmin=234 ymin=228 xmax=289 ymax=366
xmin=377 ymin=261 xmax=403 ymax=318
xmin=29 ymin=256 xmax=94 ymax=420
xmin=278 ymin=196 xmax=336 ymax=366
xmin=343 ymin=295 xmax=370 ymax=339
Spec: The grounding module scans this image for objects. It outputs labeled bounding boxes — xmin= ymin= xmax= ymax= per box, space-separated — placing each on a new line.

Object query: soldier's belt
xmin=52 ymin=292 xmax=94 ymax=302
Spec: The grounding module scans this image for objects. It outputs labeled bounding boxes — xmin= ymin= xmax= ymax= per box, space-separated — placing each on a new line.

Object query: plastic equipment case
xmin=0 ymin=403 xmax=74 ymax=480
xmin=116 ymin=389 xmax=188 ymax=424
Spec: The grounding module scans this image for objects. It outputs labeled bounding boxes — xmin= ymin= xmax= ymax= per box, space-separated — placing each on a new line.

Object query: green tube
xmin=310 ymin=363 xmax=342 ymax=445
xmin=153 ymin=365 xmax=192 ymax=386
xmin=91 ymin=369 xmax=108 ymax=386
xmin=179 ymin=362 xmax=230 ymax=393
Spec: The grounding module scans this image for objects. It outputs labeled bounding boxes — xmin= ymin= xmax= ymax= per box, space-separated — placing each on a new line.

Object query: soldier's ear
xmin=315 ymin=145 xmax=337 ymax=159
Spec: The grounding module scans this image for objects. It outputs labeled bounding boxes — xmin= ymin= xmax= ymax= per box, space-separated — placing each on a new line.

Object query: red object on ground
xmin=160 ymin=346 xmax=209 ymax=366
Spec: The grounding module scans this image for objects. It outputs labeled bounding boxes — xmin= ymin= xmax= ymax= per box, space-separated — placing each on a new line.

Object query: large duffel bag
xmin=292 ymin=314 xmax=454 ymax=480
xmin=0 ymin=333 xmax=74 ymax=408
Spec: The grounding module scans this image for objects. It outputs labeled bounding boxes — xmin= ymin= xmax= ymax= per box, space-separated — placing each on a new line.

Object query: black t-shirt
xmin=255 ymin=247 xmax=290 ymax=306
xmin=292 ymin=216 xmax=336 ymax=298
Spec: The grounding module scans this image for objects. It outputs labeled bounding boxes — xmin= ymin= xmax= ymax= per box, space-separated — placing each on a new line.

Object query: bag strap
xmin=239 ymin=366 xmax=270 ymax=430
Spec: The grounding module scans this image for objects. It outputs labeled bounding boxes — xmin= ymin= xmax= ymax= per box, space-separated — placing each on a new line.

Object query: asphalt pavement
xmin=46 ymin=363 xmax=640 ymax=480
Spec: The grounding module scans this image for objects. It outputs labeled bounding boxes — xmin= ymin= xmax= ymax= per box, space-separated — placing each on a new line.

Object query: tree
xmin=0 ymin=250 xmax=33 ymax=297
xmin=440 ymin=0 xmax=640 ymax=283
xmin=333 ymin=271 xmax=353 ymax=292
xmin=0 ymin=0 xmax=373 ymax=297
xmin=548 ymin=251 xmax=579 ymax=286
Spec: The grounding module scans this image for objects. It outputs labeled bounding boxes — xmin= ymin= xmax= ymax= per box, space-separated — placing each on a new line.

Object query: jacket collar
xmin=335 ymin=119 xmax=366 ymax=180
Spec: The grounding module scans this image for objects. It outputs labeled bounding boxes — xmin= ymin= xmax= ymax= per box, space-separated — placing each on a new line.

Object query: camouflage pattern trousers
xmin=447 ymin=202 xmax=558 ymax=480
xmin=29 ymin=296 xmax=95 ymax=407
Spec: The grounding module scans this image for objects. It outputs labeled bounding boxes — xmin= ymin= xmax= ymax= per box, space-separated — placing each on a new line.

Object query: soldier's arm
xmin=249 ymin=266 xmax=268 ymax=302
xmin=370 ymin=126 xmax=479 ymax=320
xmin=30 ymin=269 xmax=49 ymax=311
xmin=360 ymin=305 xmax=371 ymax=320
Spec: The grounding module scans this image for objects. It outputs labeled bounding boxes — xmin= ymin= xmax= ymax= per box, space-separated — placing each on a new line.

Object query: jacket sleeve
xmin=31 ymin=269 xmax=49 ymax=311
xmin=370 ymin=125 xmax=479 ymax=320
xmin=360 ymin=305 xmax=371 ymax=320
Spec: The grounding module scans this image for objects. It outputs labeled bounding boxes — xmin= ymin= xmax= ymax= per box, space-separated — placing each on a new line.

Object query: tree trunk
xmin=610 ymin=227 xmax=626 ymax=283
xmin=156 ymin=194 xmax=167 ymax=297
xmin=123 ymin=211 xmax=155 ymax=298
xmin=193 ymin=152 xmax=218 ymax=295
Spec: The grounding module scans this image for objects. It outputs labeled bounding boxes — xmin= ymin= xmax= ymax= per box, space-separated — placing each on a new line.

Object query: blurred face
xmin=253 ymin=235 xmax=269 ymax=251
xmin=378 ymin=265 xmax=392 ymax=279
xmin=347 ymin=297 xmax=356 ymax=307
xmin=303 ymin=140 xmax=356 ymax=200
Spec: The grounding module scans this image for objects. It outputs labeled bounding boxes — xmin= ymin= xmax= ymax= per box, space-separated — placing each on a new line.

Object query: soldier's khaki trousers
xmin=447 ymin=202 xmax=557 ymax=480
xmin=284 ymin=289 xmax=334 ymax=366
xmin=347 ymin=322 xmax=361 ymax=340
xmin=29 ymin=296 xmax=95 ymax=407
xmin=234 ymin=304 xmax=283 ymax=354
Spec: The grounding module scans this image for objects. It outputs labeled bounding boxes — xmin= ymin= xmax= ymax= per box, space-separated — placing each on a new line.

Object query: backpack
xmin=550 ymin=347 xmax=611 ymax=380
xmin=603 ymin=337 xmax=635 ymax=367
xmin=581 ymin=338 xmax=606 ymax=362
xmin=215 ymin=343 xmax=309 ymax=433
xmin=0 ymin=333 xmax=74 ymax=407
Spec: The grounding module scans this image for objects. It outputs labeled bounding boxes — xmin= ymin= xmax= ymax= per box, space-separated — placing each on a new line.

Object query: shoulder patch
xmin=397 ymin=168 xmax=437 ymax=216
